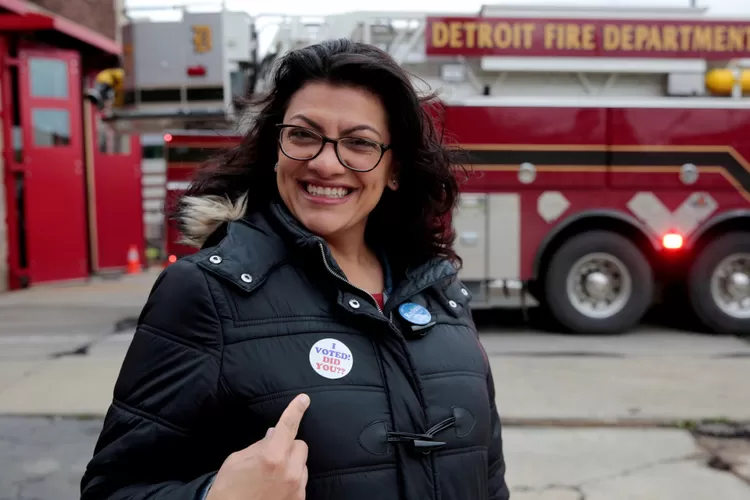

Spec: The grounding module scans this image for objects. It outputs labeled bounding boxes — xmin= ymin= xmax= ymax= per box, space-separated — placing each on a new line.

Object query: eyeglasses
xmin=276 ymin=124 xmax=391 ymax=173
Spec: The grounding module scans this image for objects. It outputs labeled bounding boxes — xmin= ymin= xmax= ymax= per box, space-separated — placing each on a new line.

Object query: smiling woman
xmin=275 ymin=82 xmax=396 ymax=273
xmin=80 ymin=39 xmax=510 ymax=500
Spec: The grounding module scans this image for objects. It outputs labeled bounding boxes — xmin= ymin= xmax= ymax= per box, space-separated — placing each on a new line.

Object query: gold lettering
xmin=662 ymin=25 xmax=679 ymax=51
xmin=521 ymin=23 xmax=536 ymax=49
xmin=192 ymin=25 xmax=212 ymax=53
xmin=493 ymin=23 xmax=513 ymax=49
xmin=678 ymin=25 xmax=692 ymax=51
xmin=463 ymin=22 xmax=477 ymax=48
xmin=693 ymin=26 xmax=713 ymax=51
xmin=603 ymin=25 xmax=620 ymax=50
xmin=431 ymin=22 xmax=449 ymax=48
xmin=582 ymin=24 xmax=596 ymax=50
xmin=565 ymin=23 xmax=581 ymax=50
xmin=477 ymin=23 xmax=493 ymax=48
xmin=621 ymin=24 xmax=634 ymax=50
xmin=645 ymin=26 xmax=662 ymax=51
xmin=510 ymin=23 xmax=520 ymax=48
xmin=634 ymin=25 xmax=649 ymax=51
xmin=544 ymin=23 xmax=557 ymax=49
xmin=714 ymin=26 xmax=727 ymax=51
xmin=727 ymin=27 xmax=744 ymax=51
xmin=448 ymin=22 xmax=462 ymax=48
xmin=428 ymin=18 xmax=750 ymax=56
xmin=556 ymin=24 xmax=565 ymax=49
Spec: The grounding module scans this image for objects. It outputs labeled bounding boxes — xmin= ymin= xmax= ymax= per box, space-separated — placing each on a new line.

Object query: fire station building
xmin=0 ymin=0 xmax=143 ymax=292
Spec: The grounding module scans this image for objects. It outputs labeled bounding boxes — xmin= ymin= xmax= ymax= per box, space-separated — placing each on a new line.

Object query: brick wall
xmin=30 ymin=0 xmax=117 ymax=40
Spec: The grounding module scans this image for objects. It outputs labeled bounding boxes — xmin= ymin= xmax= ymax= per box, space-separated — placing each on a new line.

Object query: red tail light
xmin=662 ymin=233 xmax=683 ymax=250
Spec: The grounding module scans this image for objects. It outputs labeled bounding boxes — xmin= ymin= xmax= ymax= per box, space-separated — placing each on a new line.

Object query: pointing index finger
xmin=270 ymin=394 xmax=310 ymax=445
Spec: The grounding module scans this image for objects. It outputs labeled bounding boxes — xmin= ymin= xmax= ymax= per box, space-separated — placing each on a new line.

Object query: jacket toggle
xmin=386 ymin=416 xmax=456 ymax=455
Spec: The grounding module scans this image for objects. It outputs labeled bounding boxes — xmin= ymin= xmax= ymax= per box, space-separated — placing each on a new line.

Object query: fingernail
xmin=299 ymin=394 xmax=310 ymax=407
xmin=266 ymin=427 xmax=275 ymax=437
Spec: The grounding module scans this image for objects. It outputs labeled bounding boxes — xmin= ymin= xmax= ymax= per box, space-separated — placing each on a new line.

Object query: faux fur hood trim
xmin=177 ymin=192 xmax=249 ymax=248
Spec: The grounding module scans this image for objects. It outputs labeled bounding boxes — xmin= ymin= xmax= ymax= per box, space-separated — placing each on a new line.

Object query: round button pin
xmin=398 ymin=302 xmax=432 ymax=326
xmin=309 ymin=338 xmax=354 ymax=380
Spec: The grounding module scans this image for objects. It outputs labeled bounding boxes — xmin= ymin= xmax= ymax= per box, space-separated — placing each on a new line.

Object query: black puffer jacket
xmin=80 ymin=197 xmax=510 ymax=500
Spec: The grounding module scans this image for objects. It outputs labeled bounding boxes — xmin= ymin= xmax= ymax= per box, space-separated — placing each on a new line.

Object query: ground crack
xmin=512 ymin=483 xmax=586 ymax=499
xmin=582 ymin=451 xmax=702 ymax=487
xmin=512 ymin=452 xmax=701 ymax=498
xmin=0 ymin=364 xmax=47 ymax=400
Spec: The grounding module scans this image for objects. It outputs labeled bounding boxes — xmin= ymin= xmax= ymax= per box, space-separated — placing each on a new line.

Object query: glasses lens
xmin=338 ymin=137 xmax=382 ymax=171
xmin=280 ymin=126 xmax=322 ymax=159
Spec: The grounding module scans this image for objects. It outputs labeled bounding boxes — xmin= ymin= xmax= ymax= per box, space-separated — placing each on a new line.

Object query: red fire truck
xmin=105 ymin=4 xmax=750 ymax=336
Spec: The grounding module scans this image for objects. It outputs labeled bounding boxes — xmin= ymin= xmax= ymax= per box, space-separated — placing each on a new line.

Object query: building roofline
xmin=0 ymin=0 xmax=121 ymax=56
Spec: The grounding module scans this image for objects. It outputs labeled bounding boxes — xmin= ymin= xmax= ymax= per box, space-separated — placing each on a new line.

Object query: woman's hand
xmin=206 ymin=394 xmax=311 ymax=500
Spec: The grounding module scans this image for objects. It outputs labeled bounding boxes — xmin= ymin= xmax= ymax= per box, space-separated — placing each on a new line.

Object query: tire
xmin=543 ymin=231 xmax=654 ymax=335
xmin=688 ymin=232 xmax=750 ymax=336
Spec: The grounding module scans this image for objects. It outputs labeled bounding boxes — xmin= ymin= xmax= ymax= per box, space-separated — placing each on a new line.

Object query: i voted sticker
xmin=398 ymin=302 xmax=432 ymax=325
xmin=309 ymin=338 xmax=354 ymax=379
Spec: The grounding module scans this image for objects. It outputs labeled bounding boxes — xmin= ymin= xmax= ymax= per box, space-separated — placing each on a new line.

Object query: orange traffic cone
xmin=126 ymin=245 xmax=141 ymax=274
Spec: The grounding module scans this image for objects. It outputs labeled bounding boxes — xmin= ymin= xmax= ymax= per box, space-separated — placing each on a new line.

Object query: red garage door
xmin=91 ymin=111 xmax=144 ymax=271
xmin=19 ymin=47 xmax=89 ymax=283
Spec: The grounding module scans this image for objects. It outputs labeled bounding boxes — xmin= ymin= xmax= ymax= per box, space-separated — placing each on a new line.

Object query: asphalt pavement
xmin=0 ymin=269 xmax=749 ymax=499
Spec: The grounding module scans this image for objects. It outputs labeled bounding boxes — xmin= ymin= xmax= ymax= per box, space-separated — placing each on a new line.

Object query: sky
xmin=123 ymin=0 xmax=750 ymax=17
xmin=122 ymin=0 xmax=750 ymax=55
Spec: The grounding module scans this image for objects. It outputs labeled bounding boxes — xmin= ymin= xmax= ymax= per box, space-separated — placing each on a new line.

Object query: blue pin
xmin=398 ymin=302 xmax=432 ymax=326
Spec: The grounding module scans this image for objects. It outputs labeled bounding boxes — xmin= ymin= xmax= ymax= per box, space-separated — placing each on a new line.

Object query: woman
xmin=80 ymin=39 xmax=510 ymax=500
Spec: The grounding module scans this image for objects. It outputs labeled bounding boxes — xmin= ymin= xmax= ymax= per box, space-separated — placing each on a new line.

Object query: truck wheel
xmin=688 ymin=232 xmax=750 ymax=336
xmin=543 ymin=231 xmax=654 ymax=334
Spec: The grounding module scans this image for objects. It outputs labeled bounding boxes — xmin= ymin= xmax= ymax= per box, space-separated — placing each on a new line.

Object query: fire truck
xmin=101 ymin=4 xmax=750 ymax=337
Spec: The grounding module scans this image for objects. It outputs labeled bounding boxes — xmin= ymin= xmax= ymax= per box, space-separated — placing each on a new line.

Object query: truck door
xmin=18 ymin=48 xmax=89 ymax=284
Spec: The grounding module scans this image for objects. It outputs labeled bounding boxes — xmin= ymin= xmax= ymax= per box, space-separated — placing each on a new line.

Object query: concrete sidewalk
xmin=1 ymin=335 xmax=748 ymax=500
xmin=0 ymin=268 xmax=161 ymax=337
xmin=1 ymin=267 xmax=749 ymax=499
xmin=1 ymin=333 xmax=749 ymax=423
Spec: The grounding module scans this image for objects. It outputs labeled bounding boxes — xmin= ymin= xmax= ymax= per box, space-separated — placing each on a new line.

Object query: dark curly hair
xmin=171 ymin=38 xmax=466 ymax=272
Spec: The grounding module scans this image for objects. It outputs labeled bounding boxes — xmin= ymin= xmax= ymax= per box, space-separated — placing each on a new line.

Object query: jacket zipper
xmin=320 ymin=241 xmax=443 ymax=493
xmin=318 ymin=242 xmax=384 ymax=315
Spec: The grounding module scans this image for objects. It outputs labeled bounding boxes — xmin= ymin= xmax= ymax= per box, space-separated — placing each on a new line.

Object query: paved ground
xmin=2 ymin=416 xmax=749 ymax=500
xmin=0 ymin=269 xmax=749 ymax=499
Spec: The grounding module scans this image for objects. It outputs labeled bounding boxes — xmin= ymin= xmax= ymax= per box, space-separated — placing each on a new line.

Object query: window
xmin=12 ymin=127 xmax=22 ymax=163
xmin=114 ymin=134 xmax=131 ymax=154
xmin=10 ymin=66 xmax=23 ymax=163
xmin=32 ymin=109 xmax=70 ymax=147
xmin=142 ymin=145 xmax=165 ymax=159
xmin=29 ymin=58 xmax=68 ymax=99
xmin=97 ymin=114 xmax=131 ymax=155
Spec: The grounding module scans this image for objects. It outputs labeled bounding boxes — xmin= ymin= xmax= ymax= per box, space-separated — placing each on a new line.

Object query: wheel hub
xmin=566 ymin=252 xmax=633 ymax=320
xmin=727 ymin=271 xmax=750 ymax=299
xmin=710 ymin=253 xmax=750 ymax=320
xmin=584 ymin=271 xmax=611 ymax=300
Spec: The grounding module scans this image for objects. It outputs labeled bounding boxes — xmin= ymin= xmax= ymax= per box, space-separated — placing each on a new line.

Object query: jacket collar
xmin=195 ymin=195 xmax=457 ymax=300
xmin=265 ymin=198 xmax=458 ymax=294
xmin=194 ymin=209 xmax=288 ymax=294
